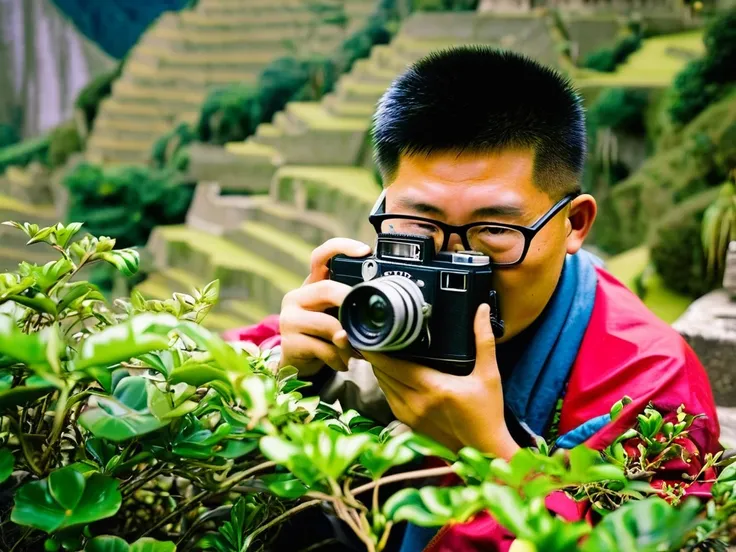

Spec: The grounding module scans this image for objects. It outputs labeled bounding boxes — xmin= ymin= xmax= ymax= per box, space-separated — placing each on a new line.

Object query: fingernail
xmin=359 ymin=245 xmax=372 ymax=255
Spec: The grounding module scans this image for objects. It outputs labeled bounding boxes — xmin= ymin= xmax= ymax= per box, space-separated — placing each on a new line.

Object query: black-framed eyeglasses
xmin=368 ymin=191 xmax=578 ymax=267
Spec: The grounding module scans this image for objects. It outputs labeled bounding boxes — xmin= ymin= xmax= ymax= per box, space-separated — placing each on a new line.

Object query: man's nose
xmin=444 ymin=233 xmax=465 ymax=252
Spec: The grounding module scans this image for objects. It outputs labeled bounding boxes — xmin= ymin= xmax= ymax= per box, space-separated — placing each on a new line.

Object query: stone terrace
xmin=85 ymin=0 xmax=378 ymax=165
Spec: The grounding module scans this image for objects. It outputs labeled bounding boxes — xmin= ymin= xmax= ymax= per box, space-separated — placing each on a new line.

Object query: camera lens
xmin=339 ymin=276 xmax=428 ymax=352
xmin=363 ymin=295 xmax=389 ymax=331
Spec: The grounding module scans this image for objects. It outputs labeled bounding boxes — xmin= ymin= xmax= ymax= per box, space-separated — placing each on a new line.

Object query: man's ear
xmin=565 ymin=194 xmax=597 ymax=255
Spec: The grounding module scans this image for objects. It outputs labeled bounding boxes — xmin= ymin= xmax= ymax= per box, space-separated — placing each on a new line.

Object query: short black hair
xmin=372 ymin=46 xmax=586 ymax=197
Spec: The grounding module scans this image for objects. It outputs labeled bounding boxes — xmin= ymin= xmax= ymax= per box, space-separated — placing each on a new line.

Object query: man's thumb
xmin=474 ymin=303 xmax=497 ymax=372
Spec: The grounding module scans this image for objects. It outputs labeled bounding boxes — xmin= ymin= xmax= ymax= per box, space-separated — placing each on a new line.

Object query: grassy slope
xmin=576 ymin=30 xmax=704 ymax=88
xmin=605 ymin=246 xmax=693 ymax=324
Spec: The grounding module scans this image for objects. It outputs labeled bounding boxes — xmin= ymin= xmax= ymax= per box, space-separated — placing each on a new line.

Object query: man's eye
xmin=481 ymin=226 xmax=511 ymax=235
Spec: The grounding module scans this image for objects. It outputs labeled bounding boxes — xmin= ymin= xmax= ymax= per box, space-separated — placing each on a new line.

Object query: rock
xmin=673 ymin=289 xmax=736 ymax=407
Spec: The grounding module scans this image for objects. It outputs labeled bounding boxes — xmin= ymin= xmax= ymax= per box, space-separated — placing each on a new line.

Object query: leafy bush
xmin=412 ymin=0 xmax=479 ymax=10
xmin=75 ymin=64 xmax=123 ymax=135
xmin=582 ymin=32 xmax=642 ymax=73
xmin=650 ymin=188 xmax=722 ymax=297
xmin=48 ymin=121 xmax=83 ymax=169
xmin=151 ymin=123 xmax=195 ymax=170
xmin=702 ymin=177 xmax=736 ymax=282
xmin=668 ymin=8 xmax=736 ymax=126
xmin=0 ymin=135 xmax=50 ymax=176
xmin=588 ymin=88 xmax=649 ymax=135
xmin=62 ymin=162 xmax=194 ymax=249
xmin=0 ymin=222 xmax=733 ymax=552
xmin=0 ymin=124 xmax=19 ymax=149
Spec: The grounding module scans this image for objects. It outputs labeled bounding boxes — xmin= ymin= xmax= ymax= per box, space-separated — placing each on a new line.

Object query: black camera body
xmin=328 ymin=232 xmax=504 ymax=376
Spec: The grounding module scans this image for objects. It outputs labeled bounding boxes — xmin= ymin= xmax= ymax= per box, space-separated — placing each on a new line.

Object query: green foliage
xmin=412 ymin=0 xmax=479 ymax=10
xmin=0 ymin=222 xmax=732 ymax=552
xmin=196 ymin=85 xmax=261 ymax=146
xmin=582 ymin=32 xmax=642 ymax=73
xmin=75 ymin=64 xmax=123 ymax=134
xmin=593 ymin=92 xmax=736 ymax=254
xmin=588 ymin=88 xmax=649 ymax=135
xmin=0 ymin=134 xmax=50 ymax=176
xmin=150 ymin=123 xmax=195 ymax=170
xmin=650 ymin=188 xmax=722 ymax=297
xmin=668 ymin=8 xmax=736 ymax=126
xmin=49 ymin=121 xmax=83 ymax=169
xmin=701 ymin=177 xmax=736 ymax=281
xmin=0 ymin=123 xmax=19 ymax=149
xmin=62 ymin=162 xmax=194 ymax=249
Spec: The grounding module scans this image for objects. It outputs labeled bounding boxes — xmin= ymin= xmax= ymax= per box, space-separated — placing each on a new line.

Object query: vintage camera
xmin=328 ymin=232 xmax=505 ymax=376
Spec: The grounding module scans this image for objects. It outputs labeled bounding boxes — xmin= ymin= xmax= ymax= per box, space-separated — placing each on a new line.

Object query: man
xmin=228 ymin=46 xmax=721 ymax=550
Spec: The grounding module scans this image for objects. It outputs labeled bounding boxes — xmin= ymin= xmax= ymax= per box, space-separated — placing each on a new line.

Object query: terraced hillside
xmin=140 ymin=11 xmax=564 ymax=332
xmin=0 ymin=167 xmax=59 ymax=273
xmin=85 ymin=0 xmax=378 ymax=165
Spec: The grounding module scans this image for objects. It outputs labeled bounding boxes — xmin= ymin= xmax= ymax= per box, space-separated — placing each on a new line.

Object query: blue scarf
xmin=400 ymin=250 xmax=600 ymax=552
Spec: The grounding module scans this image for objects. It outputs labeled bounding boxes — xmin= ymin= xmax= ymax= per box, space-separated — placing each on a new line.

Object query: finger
xmin=283 ymin=334 xmax=350 ymax=372
xmin=362 ymin=351 xmax=438 ymax=391
xmin=280 ymin=309 xmax=350 ymax=349
xmin=472 ymin=303 xmax=498 ymax=377
xmin=304 ymin=238 xmax=372 ymax=285
xmin=373 ymin=369 xmax=418 ymax=424
xmin=282 ymin=280 xmax=353 ymax=312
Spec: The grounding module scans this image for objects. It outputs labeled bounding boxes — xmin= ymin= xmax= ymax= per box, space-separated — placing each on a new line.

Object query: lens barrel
xmin=339 ymin=276 xmax=427 ymax=352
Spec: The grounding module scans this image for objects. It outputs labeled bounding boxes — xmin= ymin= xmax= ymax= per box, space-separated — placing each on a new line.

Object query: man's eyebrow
xmin=394 ymin=197 xmax=526 ymax=219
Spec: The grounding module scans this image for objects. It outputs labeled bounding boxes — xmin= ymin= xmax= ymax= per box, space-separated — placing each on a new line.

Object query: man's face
xmin=385 ymin=149 xmax=573 ymax=343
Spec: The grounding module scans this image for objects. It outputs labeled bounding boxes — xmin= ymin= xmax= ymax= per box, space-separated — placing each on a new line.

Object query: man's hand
xmin=279 ymin=238 xmax=371 ymax=376
xmin=362 ymin=303 xmax=520 ymax=460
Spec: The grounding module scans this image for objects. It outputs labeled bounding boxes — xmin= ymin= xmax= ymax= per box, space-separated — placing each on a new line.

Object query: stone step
xmin=147 ymin=225 xmax=303 ymax=314
xmin=130 ymin=46 xmax=277 ymax=74
xmin=219 ymin=299 xmax=272 ymax=327
xmin=188 ymin=142 xmax=280 ymax=194
xmin=322 ymin=93 xmax=378 ymax=119
xmin=96 ymin=98 xmax=196 ymax=124
xmin=111 ymin=79 xmax=206 ymax=109
xmin=249 ymin=199 xmax=345 ymax=248
xmin=93 ymin=116 xmax=174 ymax=142
xmin=334 ymin=76 xmax=388 ymax=105
xmin=0 ymin=245 xmax=57 ymax=274
xmin=122 ymin=60 xmax=259 ymax=88
xmin=85 ymin=135 xmax=153 ymax=164
xmin=270 ymin=166 xmax=378 ymax=241
xmin=348 ymin=57 xmax=399 ymax=86
xmin=225 ymin=219 xmax=314 ymax=278
xmin=0 ymin=195 xmax=57 ymax=227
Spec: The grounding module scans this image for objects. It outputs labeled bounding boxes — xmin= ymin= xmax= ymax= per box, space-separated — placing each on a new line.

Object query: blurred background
xmin=0 ymin=0 xmax=734 ymax=440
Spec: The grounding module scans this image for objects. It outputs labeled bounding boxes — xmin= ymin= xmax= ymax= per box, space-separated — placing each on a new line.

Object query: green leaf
xmin=384 ymin=486 xmax=483 ymax=527
xmin=360 ymin=432 xmax=417 ymax=479
xmin=57 ymin=282 xmax=97 ymax=313
xmin=85 ymin=438 xmax=117 ymax=468
xmin=0 ymin=376 xmax=55 ymax=409
xmin=0 ymin=369 xmax=12 ymax=391
xmin=260 ymin=473 xmax=310 ymax=498
xmin=0 ymin=315 xmax=48 ymax=364
xmin=95 ymin=249 xmax=140 ymax=277
xmin=79 ymin=398 xmax=169 ymax=442
xmin=85 ymin=536 xmax=130 ymax=552
xmin=582 ymin=496 xmax=702 ymax=552
xmin=114 ymin=376 xmax=149 ymax=411
xmin=11 ymin=472 xmax=122 ymax=533
xmin=216 ymin=439 xmax=259 ymax=459
xmin=48 ymin=466 xmax=86 ymax=511
xmin=0 ymin=448 xmax=14 ymax=483
xmin=405 ymin=433 xmax=457 ymax=462
xmin=169 ymin=363 xmax=227 ymax=386
xmin=129 ymin=538 xmax=176 ymax=552
xmin=481 ymin=483 xmax=529 ymax=537
xmin=75 ymin=314 xmax=178 ymax=371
